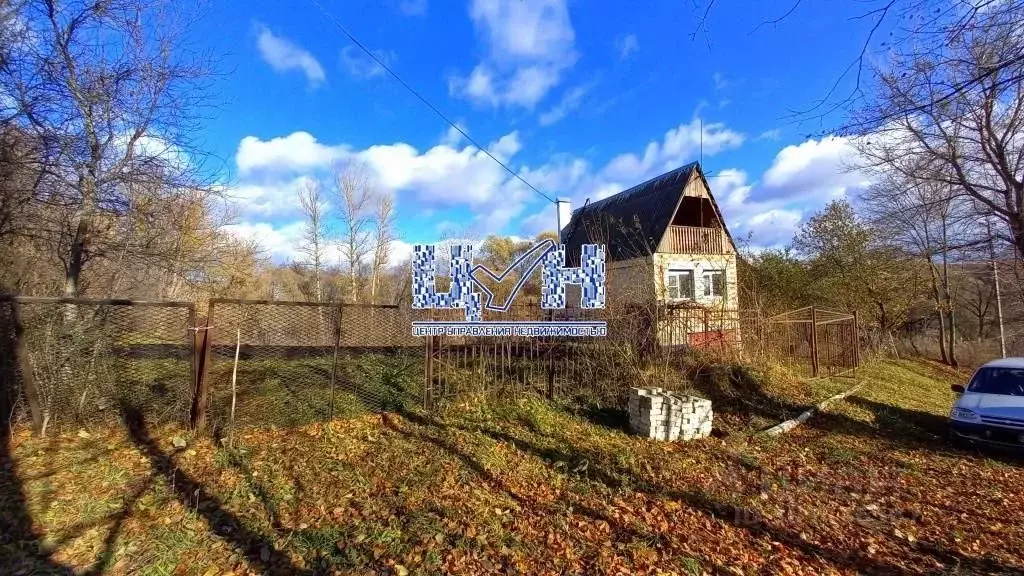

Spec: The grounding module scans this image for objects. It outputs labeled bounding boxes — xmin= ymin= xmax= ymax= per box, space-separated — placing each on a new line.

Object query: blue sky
xmin=191 ymin=0 xmax=883 ymax=264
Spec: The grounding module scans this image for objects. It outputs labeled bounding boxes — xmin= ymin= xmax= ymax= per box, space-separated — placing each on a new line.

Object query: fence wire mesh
xmin=1 ymin=294 xmax=861 ymax=435
xmin=425 ymin=303 xmax=742 ymax=407
xmin=205 ymin=300 xmax=422 ymax=431
xmin=0 ymin=297 xmax=194 ymax=433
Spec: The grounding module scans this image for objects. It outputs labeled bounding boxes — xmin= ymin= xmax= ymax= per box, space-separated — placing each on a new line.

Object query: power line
xmin=306 ymin=0 xmax=557 ymax=205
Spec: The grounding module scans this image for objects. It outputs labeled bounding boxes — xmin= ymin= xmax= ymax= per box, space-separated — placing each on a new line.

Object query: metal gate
xmin=766 ymin=306 xmax=860 ymax=377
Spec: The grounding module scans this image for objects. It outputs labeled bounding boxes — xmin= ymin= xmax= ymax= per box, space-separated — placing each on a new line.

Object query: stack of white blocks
xmin=628 ymin=387 xmax=713 ymax=441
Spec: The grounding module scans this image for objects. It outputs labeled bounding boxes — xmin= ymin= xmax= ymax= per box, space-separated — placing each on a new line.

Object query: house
xmin=560 ymin=162 xmax=740 ymax=347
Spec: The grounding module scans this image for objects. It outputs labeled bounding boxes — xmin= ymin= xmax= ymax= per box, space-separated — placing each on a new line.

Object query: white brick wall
xmin=628 ymin=387 xmax=713 ymax=441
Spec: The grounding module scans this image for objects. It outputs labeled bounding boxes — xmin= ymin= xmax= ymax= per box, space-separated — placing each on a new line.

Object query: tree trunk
xmin=928 ymin=262 xmax=949 ymax=364
xmin=941 ymin=224 xmax=957 ymax=368
xmin=63 ymin=213 xmax=88 ymax=297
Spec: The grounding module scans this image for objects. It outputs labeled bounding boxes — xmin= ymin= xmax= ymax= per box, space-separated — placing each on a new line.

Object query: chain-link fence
xmin=424 ymin=303 xmax=726 ymax=407
xmin=0 ymin=296 xmax=195 ymax=434
xmin=203 ymin=299 xmax=422 ymax=431
xmin=1 ymin=295 xmax=861 ymax=435
xmin=424 ymin=303 xmax=862 ymax=408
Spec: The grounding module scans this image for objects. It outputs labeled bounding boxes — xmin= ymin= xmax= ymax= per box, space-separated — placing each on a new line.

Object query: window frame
xmin=665 ymin=268 xmax=695 ymax=300
xmin=702 ymin=269 xmax=726 ymax=298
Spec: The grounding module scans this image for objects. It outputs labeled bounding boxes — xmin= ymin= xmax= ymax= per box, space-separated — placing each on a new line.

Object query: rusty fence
xmin=0 ymin=296 xmax=195 ymax=435
xmin=2 ymin=296 xmax=861 ymax=434
xmin=756 ymin=306 xmax=860 ymax=378
xmin=199 ymin=299 xmax=422 ymax=432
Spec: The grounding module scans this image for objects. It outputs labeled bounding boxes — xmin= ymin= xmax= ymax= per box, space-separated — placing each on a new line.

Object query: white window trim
xmin=665 ymin=268 xmax=695 ymax=301
xmin=702 ymin=269 xmax=726 ymax=298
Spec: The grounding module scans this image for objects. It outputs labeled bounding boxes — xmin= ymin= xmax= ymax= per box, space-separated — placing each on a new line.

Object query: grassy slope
xmin=3 ymin=359 xmax=1023 ymax=576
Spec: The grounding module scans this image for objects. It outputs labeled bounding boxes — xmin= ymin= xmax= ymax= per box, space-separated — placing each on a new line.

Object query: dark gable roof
xmin=561 ymin=162 xmax=699 ymax=263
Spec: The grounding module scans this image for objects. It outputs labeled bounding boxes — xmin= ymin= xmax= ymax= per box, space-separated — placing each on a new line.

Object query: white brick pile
xmin=627 ymin=387 xmax=713 ymax=441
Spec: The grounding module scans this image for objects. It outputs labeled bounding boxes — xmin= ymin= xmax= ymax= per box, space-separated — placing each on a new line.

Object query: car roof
xmin=980 ymin=357 xmax=1024 ymax=369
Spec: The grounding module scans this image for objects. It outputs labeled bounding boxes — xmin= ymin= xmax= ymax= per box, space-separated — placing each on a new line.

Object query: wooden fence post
xmin=809 ymin=306 xmax=819 ymax=378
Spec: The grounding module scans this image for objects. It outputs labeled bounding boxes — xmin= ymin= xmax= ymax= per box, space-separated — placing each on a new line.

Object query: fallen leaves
xmin=5 ymin=360 xmax=1024 ymax=575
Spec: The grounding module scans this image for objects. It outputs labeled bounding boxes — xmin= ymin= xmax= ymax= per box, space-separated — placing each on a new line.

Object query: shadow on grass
xmin=119 ymin=403 xmax=311 ymax=576
xmin=845 ymin=396 xmax=1024 ymax=466
xmin=208 ymin=351 xmax=422 ymax=431
xmin=384 ymin=410 xmax=726 ymax=572
xmin=0 ymin=301 xmax=77 ymax=575
xmin=442 ymin=408 xmax=1024 ymax=575
xmin=0 ymin=427 xmax=79 ymax=575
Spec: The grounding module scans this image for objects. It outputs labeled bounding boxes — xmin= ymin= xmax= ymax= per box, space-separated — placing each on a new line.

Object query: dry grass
xmin=2 ymin=358 xmax=1022 ymax=575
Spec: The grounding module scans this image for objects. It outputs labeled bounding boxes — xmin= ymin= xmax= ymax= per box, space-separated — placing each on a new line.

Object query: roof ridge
xmin=575 ymin=161 xmax=697 ymax=214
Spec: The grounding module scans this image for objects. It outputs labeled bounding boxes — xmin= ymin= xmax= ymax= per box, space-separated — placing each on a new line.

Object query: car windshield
xmin=967 ymin=367 xmax=1024 ymax=396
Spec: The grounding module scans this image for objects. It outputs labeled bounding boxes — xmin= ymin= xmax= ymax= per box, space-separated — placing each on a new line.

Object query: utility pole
xmin=987 ymin=218 xmax=1006 ymax=358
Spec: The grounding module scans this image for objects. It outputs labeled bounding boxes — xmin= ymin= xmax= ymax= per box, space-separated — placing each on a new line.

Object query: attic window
xmin=666 ymin=269 xmax=694 ymax=300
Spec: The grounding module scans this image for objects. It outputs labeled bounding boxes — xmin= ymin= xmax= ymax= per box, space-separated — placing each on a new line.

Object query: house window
xmin=666 ymin=269 xmax=695 ymax=300
xmin=703 ymin=269 xmax=726 ymax=298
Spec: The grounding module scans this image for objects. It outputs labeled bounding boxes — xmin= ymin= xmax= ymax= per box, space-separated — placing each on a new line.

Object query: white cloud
xmin=487 ymin=131 xmax=521 ymax=161
xmin=601 ymin=118 xmax=745 ymax=182
xmin=539 ymin=83 xmax=593 ymax=126
xmin=255 ymin=25 xmax=325 ymax=86
xmin=225 ymin=221 xmax=415 ymax=266
xmin=230 ymin=117 xmax=746 ymax=254
xmin=744 ymin=209 xmax=804 ymax=248
xmin=439 ymin=123 xmax=468 ymax=146
xmin=229 ymin=177 xmax=311 ymax=219
xmin=397 ymin=0 xmax=427 ymax=16
xmin=712 ymin=72 xmax=732 ymax=91
xmin=756 ymin=129 xmax=782 ymax=141
xmin=709 ymin=169 xmax=753 ymax=208
xmin=614 ymin=33 xmax=639 ymax=60
xmin=224 ymin=221 xmax=305 ymax=262
xmin=699 ymin=135 xmax=876 ymax=250
xmin=356 ymin=134 xmax=526 ymax=209
xmin=763 ymin=136 xmax=870 ymax=198
xmin=449 ymin=0 xmax=577 ymax=109
xmin=236 ymin=132 xmax=349 ymax=174
xmin=340 ymin=46 xmax=395 ymax=79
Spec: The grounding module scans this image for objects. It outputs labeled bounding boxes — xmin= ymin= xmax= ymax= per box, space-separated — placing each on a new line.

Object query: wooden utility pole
xmin=987 ymin=218 xmax=1007 ymax=358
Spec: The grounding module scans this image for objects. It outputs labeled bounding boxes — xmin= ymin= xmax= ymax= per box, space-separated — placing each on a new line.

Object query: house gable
xmin=653 ymin=169 xmax=737 ymax=255
xmin=561 ymin=162 xmax=737 ymax=264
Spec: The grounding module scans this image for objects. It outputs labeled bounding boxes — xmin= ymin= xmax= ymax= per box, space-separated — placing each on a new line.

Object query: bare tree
xmin=692 ymin=1 xmax=1024 ymax=129
xmin=0 ymin=0 xmax=218 ymax=297
xmin=855 ymin=5 xmax=1024 ymax=262
xmin=369 ymin=191 xmax=395 ymax=305
xmin=858 ymin=160 xmax=973 ymax=365
xmin=333 ymin=159 xmax=375 ymax=303
xmin=297 ymin=176 xmax=329 ymax=302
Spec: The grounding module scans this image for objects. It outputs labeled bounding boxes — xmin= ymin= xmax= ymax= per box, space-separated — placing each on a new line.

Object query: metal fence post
xmin=853 ymin=310 xmax=861 ymax=375
xmin=9 ymin=300 xmax=43 ymax=434
xmin=809 ymin=305 xmax=819 ymax=378
xmin=545 ymin=309 xmax=555 ymax=400
xmin=190 ymin=302 xmax=213 ymax=431
xmin=423 ymin=309 xmax=433 ymax=410
xmin=328 ymin=303 xmax=342 ymax=422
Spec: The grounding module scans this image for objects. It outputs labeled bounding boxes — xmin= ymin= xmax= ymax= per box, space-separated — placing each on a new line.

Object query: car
xmin=949 ymin=357 xmax=1024 ymax=449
